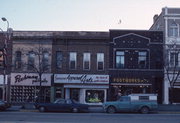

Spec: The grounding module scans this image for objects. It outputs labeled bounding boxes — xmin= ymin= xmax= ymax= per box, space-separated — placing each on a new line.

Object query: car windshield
xmin=72 ymin=99 xmax=80 ymax=104
xmin=54 ymin=99 xmax=65 ymax=104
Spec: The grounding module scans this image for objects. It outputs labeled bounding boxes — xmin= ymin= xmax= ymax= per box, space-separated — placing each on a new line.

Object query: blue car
xmin=34 ymin=99 xmax=89 ymax=113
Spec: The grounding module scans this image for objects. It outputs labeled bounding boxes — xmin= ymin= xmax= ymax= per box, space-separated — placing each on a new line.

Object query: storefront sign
xmin=54 ymin=74 xmax=109 ymax=84
xmin=11 ymin=73 xmax=51 ymax=86
xmin=112 ymin=77 xmax=149 ymax=83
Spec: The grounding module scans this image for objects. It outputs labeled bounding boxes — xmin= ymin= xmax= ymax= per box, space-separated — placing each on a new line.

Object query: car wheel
xmin=39 ymin=106 xmax=46 ymax=112
xmin=107 ymin=106 xmax=116 ymax=113
xmin=140 ymin=106 xmax=149 ymax=114
xmin=72 ymin=108 xmax=78 ymax=113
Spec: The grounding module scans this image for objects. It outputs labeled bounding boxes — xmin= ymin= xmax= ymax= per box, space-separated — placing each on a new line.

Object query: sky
xmin=0 ymin=0 xmax=180 ymax=31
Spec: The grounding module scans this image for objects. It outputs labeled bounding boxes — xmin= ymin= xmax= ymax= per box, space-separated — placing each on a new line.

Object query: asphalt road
xmin=0 ymin=111 xmax=180 ymax=123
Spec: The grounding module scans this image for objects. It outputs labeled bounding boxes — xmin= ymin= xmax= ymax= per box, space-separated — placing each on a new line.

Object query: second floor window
xmin=56 ymin=51 xmax=63 ymax=69
xmin=169 ymin=52 xmax=179 ymax=67
xmin=116 ymin=51 xmax=124 ymax=69
xmin=83 ymin=53 xmax=90 ymax=70
xmin=15 ymin=51 xmax=22 ymax=69
xmin=28 ymin=51 xmax=35 ymax=70
xmin=97 ymin=53 xmax=104 ymax=70
xmin=69 ymin=52 xmax=77 ymax=70
xmin=138 ymin=51 xmax=147 ymax=69
xmin=42 ymin=51 xmax=49 ymax=70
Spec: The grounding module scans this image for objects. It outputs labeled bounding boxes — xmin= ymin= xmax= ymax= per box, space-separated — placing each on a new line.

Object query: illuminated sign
xmin=112 ymin=78 xmax=149 ymax=83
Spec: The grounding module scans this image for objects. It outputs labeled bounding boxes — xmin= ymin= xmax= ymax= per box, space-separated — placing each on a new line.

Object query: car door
xmin=117 ymin=97 xmax=131 ymax=112
xmin=53 ymin=99 xmax=67 ymax=111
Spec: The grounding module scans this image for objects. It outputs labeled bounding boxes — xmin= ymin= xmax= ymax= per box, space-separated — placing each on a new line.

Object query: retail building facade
xmin=109 ymin=30 xmax=164 ymax=103
xmin=11 ymin=31 xmax=53 ymax=103
xmin=51 ymin=31 xmax=109 ymax=105
xmin=150 ymin=7 xmax=180 ymax=104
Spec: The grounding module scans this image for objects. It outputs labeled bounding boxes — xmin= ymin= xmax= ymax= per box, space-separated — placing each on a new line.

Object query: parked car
xmin=0 ymin=100 xmax=11 ymax=111
xmin=34 ymin=98 xmax=89 ymax=113
xmin=103 ymin=94 xmax=158 ymax=114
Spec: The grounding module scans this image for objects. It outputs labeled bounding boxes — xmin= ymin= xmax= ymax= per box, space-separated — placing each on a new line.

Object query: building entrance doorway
xmin=70 ymin=89 xmax=80 ymax=102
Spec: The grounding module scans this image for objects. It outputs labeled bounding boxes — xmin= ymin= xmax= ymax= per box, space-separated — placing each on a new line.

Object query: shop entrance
xmin=110 ymin=85 xmax=151 ymax=101
xmin=70 ymin=89 xmax=80 ymax=102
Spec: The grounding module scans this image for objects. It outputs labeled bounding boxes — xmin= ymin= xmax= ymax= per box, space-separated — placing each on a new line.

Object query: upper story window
xmin=138 ymin=51 xmax=147 ymax=69
xmin=56 ymin=51 xmax=63 ymax=69
xmin=15 ymin=51 xmax=22 ymax=69
xmin=116 ymin=51 xmax=124 ymax=69
xmin=28 ymin=51 xmax=35 ymax=70
xmin=97 ymin=53 xmax=104 ymax=71
xmin=169 ymin=21 xmax=179 ymax=37
xmin=69 ymin=52 xmax=77 ymax=70
xmin=42 ymin=51 xmax=49 ymax=70
xmin=0 ymin=50 xmax=4 ymax=68
xmin=169 ymin=52 xmax=180 ymax=67
xmin=83 ymin=53 xmax=90 ymax=70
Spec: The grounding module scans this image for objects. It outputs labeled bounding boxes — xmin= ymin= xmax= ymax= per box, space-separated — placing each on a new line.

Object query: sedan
xmin=34 ymin=99 xmax=89 ymax=113
xmin=0 ymin=100 xmax=11 ymax=111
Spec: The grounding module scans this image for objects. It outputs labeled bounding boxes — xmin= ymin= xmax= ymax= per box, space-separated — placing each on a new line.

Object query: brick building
xmin=0 ymin=31 xmax=12 ymax=101
xmin=109 ymin=30 xmax=164 ymax=103
xmin=52 ymin=31 xmax=109 ymax=105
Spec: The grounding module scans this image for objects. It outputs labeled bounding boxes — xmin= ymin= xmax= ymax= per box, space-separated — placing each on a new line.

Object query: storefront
xmin=54 ymin=74 xmax=109 ymax=105
xmin=11 ymin=73 xmax=52 ymax=103
xmin=110 ymin=76 xmax=152 ymax=100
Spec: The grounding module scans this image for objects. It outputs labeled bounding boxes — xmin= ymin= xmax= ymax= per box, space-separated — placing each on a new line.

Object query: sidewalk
xmin=6 ymin=103 xmax=180 ymax=114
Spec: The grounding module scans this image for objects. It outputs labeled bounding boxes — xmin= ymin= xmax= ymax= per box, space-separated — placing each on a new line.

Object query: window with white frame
xmin=69 ymin=52 xmax=77 ymax=70
xmin=116 ymin=51 xmax=124 ymax=68
xmin=97 ymin=53 xmax=104 ymax=70
xmin=169 ymin=52 xmax=179 ymax=67
xmin=138 ymin=51 xmax=147 ymax=69
xmin=83 ymin=53 xmax=90 ymax=70
xmin=169 ymin=21 xmax=178 ymax=37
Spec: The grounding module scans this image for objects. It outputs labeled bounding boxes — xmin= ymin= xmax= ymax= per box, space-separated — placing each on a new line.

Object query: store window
xmin=69 ymin=52 xmax=77 ymax=70
xmin=97 ymin=53 xmax=104 ymax=70
xmin=42 ymin=51 xmax=49 ymax=70
xmin=0 ymin=50 xmax=4 ymax=68
xmin=169 ymin=21 xmax=178 ymax=37
xmin=83 ymin=53 xmax=90 ymax=70
xmin=116 ymin=51 xmax=124 ymax=68
xmin=28 ymin=51 xmax=35 ymax=70
xmin=138 ymin=51 xmax=147 ymax=69
xmin=56 ymin=51 xmax=63 ymax=69
xmin=15 ymin=51 xmax=22 ymax=69
xmin=85 ymin=90 xmax=104 ymax=103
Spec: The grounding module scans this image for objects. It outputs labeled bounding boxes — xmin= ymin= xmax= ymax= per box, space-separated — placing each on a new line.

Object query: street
xmin=0 ymin=111 xmax=180 ymax=123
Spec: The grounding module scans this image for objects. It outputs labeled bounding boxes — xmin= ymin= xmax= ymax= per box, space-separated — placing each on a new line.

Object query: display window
xmin=85 ymin=90 xmax=104 ymax=103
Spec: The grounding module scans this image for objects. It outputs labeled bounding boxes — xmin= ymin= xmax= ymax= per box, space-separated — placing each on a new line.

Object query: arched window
xmin=169 ymin=21 xmax=178 ymax=37
xmin=15 ymin=51 xmax=22 ymax=69
xmin=42 ymin=51 xmax=49 ymax=70
xmin=28 ymin=51 xmax=35 ymax=70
